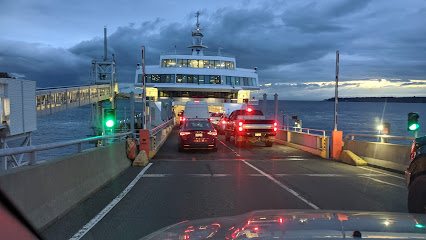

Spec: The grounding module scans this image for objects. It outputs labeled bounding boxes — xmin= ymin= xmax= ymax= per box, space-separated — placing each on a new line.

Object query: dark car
xmin=406 ymin=136 xmax=426 ymax=213
xmin=209 ymin=112 xmax=223 ymax=128
xmin=178 ymin=119 xmax=218 ymax=152
xmin=216 ymin=115 xmax=229 ymax=135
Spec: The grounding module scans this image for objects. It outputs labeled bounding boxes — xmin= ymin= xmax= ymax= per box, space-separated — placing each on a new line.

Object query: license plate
xmin=195 ymin=133 xmax=203 ymax=137
xmin=255 ymin=133 xmax=262 ymax=137
xmin=194 ymin=138 xmax=206 ymax=142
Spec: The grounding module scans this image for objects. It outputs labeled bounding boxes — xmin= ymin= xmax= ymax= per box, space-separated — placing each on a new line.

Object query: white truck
xmin=183 ymin=101 xmax=209 ymax=119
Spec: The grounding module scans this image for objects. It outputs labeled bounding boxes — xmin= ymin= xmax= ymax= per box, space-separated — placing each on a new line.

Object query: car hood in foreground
xmin=141 ymin=209 xmax=426 ymax=239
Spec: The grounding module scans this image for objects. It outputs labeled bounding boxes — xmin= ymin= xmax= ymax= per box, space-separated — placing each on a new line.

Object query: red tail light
xmin=207 ymin=131 xmax=217 ymax=136
xmin=274 ymin=122 xmax=278 ymax=127
xmin=279 ymin=217 xmax=283 ymax=223
xmin=274 ymin=127 xmax=277 ymax=132
xmin=238 ymin=127 xmax=243 ymax=131
xmin=247 ymin=108 xmax=253 ymax=112
xmin=180 ymin=117 xmax=183 ymax=121
xmin=183 ymin=117 xmax=186 ymax=121
xmin=238 ymin=121 xmax=243 ymax=127
xmin=210 ymin=118 xmax=213 ymax=121
xmin=222 ymin=120 xmax=227 ymax=124
xmin=254 ymin=227 xmax=259 ymax=231
xmin=179 ymin=131 xmax=190 ymax=136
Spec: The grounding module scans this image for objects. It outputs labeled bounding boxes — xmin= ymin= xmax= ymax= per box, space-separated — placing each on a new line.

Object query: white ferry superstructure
xmin=134 ymin=12 xmax=259 ymax=113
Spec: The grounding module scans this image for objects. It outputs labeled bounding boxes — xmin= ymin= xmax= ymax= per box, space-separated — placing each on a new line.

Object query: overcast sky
xmin=1 ymin=0 xmax=425 ymax=100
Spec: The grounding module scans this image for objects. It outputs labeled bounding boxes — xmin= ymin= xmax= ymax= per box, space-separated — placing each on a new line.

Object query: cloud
xmin=0 ymin=0 xmax=425 ymax=99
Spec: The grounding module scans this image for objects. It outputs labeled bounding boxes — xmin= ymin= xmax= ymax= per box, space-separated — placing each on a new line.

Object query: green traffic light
xmin=409 ymin=123 xmax=419 ymax=131
xmin=415 ymin=224 xmax=425 ymax=229
xmin=105 ymin=120 xmax=115 ymax=128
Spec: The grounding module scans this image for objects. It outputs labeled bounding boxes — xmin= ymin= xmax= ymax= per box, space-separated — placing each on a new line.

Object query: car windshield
xmin=1 ymin=1 xmax=426 ymax=240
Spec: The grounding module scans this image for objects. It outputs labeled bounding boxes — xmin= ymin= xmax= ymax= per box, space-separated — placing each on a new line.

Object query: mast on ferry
xmin=187 ymin=11 xmax=208 ymax=56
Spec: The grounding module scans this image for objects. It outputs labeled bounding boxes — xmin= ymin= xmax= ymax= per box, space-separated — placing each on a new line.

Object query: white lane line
xmin=218 ymin=140 xmax=241 ymax=157
xmin=69 ymin=163 xmax=153 ymax=240
xmin=357 ymin=166 xmax=405 ymax=180
xmin=153 ymin=159 xmax=312 ymax=162
xmin=360 ymin=176 xmax=406 ymax=189
xmin=141 ymin=173 xmax=390 ymax=178
xmin=242 ymin=160 xmax=320 ymax=210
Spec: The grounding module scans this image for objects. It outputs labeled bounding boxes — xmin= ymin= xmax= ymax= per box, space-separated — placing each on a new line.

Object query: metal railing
xmin=344 ymin=133 xmax=415 ymax=143
xmin=281 ymin=126 xmax=326 ymax=138
xmin=0 ymin=132 xmax=132 ymax=167
xmin=150 ymin=118 xmax=174 ymax=136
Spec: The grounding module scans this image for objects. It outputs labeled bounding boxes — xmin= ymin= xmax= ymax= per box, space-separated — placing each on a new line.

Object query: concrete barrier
xmin=0 ymin=141 xmax=130 ymax=229
xmin=275 ymin=129 xmax=329 ymax=158
xmin=343 ymin=139 xmax=411 ymax=172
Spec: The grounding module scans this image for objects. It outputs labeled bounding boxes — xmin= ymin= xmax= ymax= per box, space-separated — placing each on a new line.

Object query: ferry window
xmin=202 ymin=60 xmax=208 ymax=68
xmin=209 ymin=75 xmax=215 ymax=84
xmin=190 ymin=60 xmax=199 ymax=68
xmin=198 ymin=60 xmax=204 ymax=68
xmin=161 ymin=59 xmax=167 ymax=67
xmin=167 ymin=59 xmax=176 ymax=67
xmin=231 ymin=76 xmax=235 ymax=85
xmin=214 ymin=60 xmax=220 ymax=69
xmin=171 ymin=74 xmax=176 ymax=83
xmin=177 ymin=59 xmax=183 ymax=68
xmin=176 ymin=74 xmax=182 ymax=83
xmin=235 ymin=77 xmax=240 ymax=85
xmin=146 ymin=74 xmax=152 ymax=83
xmin=243 ymin=77 xmax=248 ymax=86
xmin=160 ymin=75 xmax=166 ymax=83
xmin=152 ymin=74 xmax=160 ymax=83
xmin=215 ymin=75 xmax=221 ymax=84
xmin=199 ymin=75 xmax=205 ymax=84
xmin=229 ymin=61 xmax=234 ymax=70
xmin=187 ymin=75 xmax=193 ymax=83
xmin=208 ymin=60 xmax=215 ymax=68
xmin=220 ymin=61 xmax=225 ymax=69
xmin=138 ymin=74 xmax=143 ymax=83
xmin=182 ymin=75 xmax=187 ymax=83
xmin=193 ymin=75 xmax=199 ymax=84
xmin=226 ymin=76 xmax=231 ymax=85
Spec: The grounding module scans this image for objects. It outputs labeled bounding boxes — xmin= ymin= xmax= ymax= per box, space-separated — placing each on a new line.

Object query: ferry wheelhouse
xmin=134 ymin=12 xmax=259 ymax=114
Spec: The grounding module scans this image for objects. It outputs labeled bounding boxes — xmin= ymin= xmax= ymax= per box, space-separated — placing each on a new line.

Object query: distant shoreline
xmin=323 ymin=97 xmax=426 ymax=103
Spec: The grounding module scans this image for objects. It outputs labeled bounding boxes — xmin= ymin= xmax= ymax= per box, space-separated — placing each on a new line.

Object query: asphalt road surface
xmin=42 ymin=127 xmax=408 ymax=240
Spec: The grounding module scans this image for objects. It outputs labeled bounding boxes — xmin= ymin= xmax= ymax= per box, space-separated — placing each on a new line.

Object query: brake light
xmin=180 ymin=131 xmax=190 ymax=136
xmin=274 ymin=127 xmax=277 ymax=132
xmin=238 ymin=127 xmax=243 ymax=131
xmin=279 ymin=217 xmax=283 ymax=224
xmin=247 ymin=108 xmax=253 ymax=112
xmin=183 ymin=117 xmax=186 ymax=121
xmin=207 ymin=131 xmax=217 ymax=136
xmin=222 ymin=120 xmax=227 ymax=124
xmin=210 ymin=118 xmax=213 ymax=121
xmin=238 ymin=121 xmax=243 ymax=127
xmin=254 ymin=227 xmax=259 ymax=231
xmin=180 ymin=117 xmax=182 ymax=121
xmin=274 ymin=122 xmax=278 ymax=127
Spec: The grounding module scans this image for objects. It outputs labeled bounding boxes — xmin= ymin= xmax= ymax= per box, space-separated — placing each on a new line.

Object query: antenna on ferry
xmin=187 ymin=11 xmax=208 ymax=56
xmin=218 ymin=47 xmax=223 ymax=56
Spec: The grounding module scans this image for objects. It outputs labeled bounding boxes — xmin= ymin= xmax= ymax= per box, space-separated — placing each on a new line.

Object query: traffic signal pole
xmin=142 ymin=46 xmax=147 ymax=130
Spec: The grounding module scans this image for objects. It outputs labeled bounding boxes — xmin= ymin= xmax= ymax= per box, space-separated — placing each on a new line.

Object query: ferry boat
xmin=134 ymin=12 xmax=260 ymax=115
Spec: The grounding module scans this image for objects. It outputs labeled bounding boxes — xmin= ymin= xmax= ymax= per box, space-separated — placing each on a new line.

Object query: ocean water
xmin=9 ymin=100 xmax=426 ymax=162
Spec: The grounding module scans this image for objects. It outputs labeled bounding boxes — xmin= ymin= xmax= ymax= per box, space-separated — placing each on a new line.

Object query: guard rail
xmin=0 ymin=132 xmax=132 ymax=167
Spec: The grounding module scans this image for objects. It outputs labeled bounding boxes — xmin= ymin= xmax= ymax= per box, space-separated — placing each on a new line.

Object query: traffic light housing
xmin=408 ymin=112 xmax=419 ymax=131
xmin=104 ymin=109 xmax=116 ymax=129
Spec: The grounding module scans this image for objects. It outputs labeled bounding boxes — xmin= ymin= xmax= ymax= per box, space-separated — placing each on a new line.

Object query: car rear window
xmin=210 ymin=112 xmax=223 ymax=117
xmin=183 ymin=120 xmax=214 ymax=130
